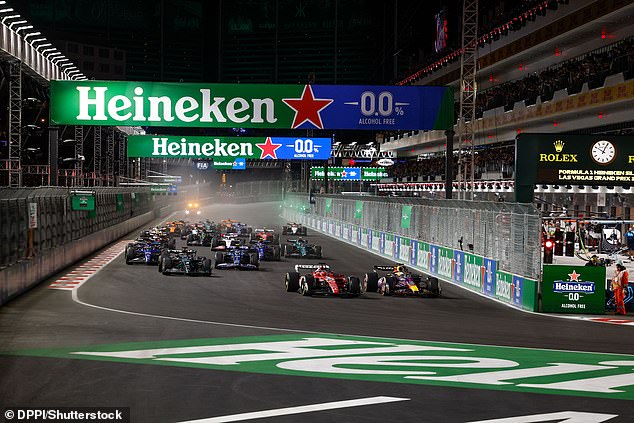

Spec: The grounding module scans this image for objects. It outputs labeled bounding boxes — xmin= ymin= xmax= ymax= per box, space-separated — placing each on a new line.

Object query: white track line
xmin=175 ymin=396 xmax=409 ymax=423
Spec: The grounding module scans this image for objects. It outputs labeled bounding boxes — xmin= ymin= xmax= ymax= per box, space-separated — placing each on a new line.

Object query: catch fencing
xmin=286 ymin=193 xmax=542 ymax=280
xmin=0 ymin=187 xmax=169 ymax=269
xmin=233 ymin=180 xmax=284 ymax=203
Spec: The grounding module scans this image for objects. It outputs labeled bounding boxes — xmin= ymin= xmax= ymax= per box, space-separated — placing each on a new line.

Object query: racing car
xmin=137 ymin=229 xmax=176 ymax=249
xmin=214 ymin=246 xmax=260 ymax=270
xmin=125 ymin=240 xmax=165 ymax=265
xmin=211 ymin=233 xmax=250 ymax=250
xmin=364 ymin=264 xmax=441 ymax=297
xmin=185 ymin=202 xmax=201 ymax=216
xmin=250 ymin=228 xmax=280 ymax=244
xmin=186 ymin=226 xmax=216 ymax=246
xmin=282 ymin=222 xmax=307 ymax=236
xmin=217 ymin=220 xmax=252 ymax=235
xmin=283 ymin=238 xmax=322 ymax=258
xmin=157 ymin=247 xmax=212 ymax=276
xmin=285 ymin=264 xmax=361 ymax=297
xmin=250 ymin=239 xmax=282 ymax=261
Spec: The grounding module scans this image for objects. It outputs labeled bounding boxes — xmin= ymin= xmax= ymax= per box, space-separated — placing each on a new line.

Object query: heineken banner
xmin=50 ymin=81 xmax=454 ymax=130
xmin=325 ymin=198 xmax=332 ymax=214
xmin=213 ymin=158 xmax=246 ymax=170
xmin=401 ymin=205 xmax=412 ymax=229
xmin=542 ymin=265 xmax=606 ymax=314
xmin=128 ymin=136 xmax=331 ymax=160
xmin=355 ymin=200 xmax=363 ymax=219
xmin=311 ymin=167 xmax=388 ymax=181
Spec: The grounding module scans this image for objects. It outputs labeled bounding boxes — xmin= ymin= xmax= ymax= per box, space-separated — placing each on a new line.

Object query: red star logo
xmin=341 ymin=170 xmax=347 ymax=177
xmin=256 ymin=137 xmax=282 ymax=159
xmin=282 ymin=85 xmax=333 ymax=129
xmin=568 ymin=270 xmax=581 ymax=282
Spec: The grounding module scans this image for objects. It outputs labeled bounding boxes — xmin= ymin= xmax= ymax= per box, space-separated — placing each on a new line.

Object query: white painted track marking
xmin=175 ymin=396 xmax=409 ymax=423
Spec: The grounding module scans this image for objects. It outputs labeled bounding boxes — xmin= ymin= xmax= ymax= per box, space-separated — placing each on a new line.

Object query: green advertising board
xmin=463 ymin=253 xmax=484 ymax=291
xmin=71 ymin=195 xmax=95 ymax=211
xmin=116 ymin=193 xmax=124 ymax=211
xmin=325 ymin=198 xmax=332 ymax=214
xmin=50 ymin=81 xmax=454 ymax=130
xmin=542 ymin=265 xmax=606 ymax=314
xmin=149 ymin=186 xmax=169 ymax=194
xmin=355 ymin=200 xmax=363 ymax=219
xmin=401 ymin=205 xmax=412 ymax=229
xmin=311 ymin=167 xmax=388 ymax=181
xmin=437 ymin=247 xmax=453 ymax=279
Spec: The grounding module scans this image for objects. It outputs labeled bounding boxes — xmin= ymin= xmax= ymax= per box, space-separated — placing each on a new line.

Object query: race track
xmin=1 ymin=201 xmax=633 ymax=423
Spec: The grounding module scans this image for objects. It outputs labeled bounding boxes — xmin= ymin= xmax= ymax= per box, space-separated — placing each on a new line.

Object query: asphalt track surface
xmin=1 ymin=201 xmax=634 ymax=422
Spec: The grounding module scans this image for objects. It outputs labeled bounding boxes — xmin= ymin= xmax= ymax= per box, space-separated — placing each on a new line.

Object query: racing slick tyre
xmin=202 ymin=258 xmax=212 ymax=276
xmin=285 ymin=271 xmax=300 ymax=292
xmin=315 ymin=246 xmax=322 ymax=259
xmin=214 ymin=252 xmax=225 ymax=269
xmin=348 ymin=276 xmax=361 ymax=296
xmin=125 ymin=246 xmax=134 ymax=265
xmin=282 ymin=227 xmax=289 ymax=235
xmin=161 ymin=257 xmax=172 ymax=276
xmin=158 ymin=252 xmax=169 ymax=273
xmin=382 ymin=276 xmax=396 ymax=296
xmin=186 ymin=234 xmax=194 ymax=246
xmin=426 ymin=276 xmax=441 ymax=296
xmin=272 ymin=246 xmax=281 ymax=261
xmin=211 ymin=237 xmax=220 ymax=249
xmin=249 ymin=253 xmax=260 ymax=269
xmin=300 ymin=227 xmax=308 ymax=236
xmin=283 ymin=244 xmax=290 ymax=258
xmin=168 ymin=238 xmax=176 ymax=249
xmin=272 ymin=234 xmax=280 ymax=244
xmin=364 ymin=272 xmax=379 ymax=293
xmin=300 ymin=275 xmax=315 ymax=296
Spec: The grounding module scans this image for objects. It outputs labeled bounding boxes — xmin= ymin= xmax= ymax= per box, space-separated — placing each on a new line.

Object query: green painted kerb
xmin=6 ymin=333 xmax=634 ymax=400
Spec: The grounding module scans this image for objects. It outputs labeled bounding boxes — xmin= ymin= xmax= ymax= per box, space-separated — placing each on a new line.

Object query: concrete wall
xmin=0 ymin=205 xmax=170 ymax=306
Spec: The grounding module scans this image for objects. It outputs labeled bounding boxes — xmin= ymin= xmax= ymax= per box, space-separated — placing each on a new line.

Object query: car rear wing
xmin=373 ymin=264 xmax=404 ymax=272
xmin=295 ymin=264 xmax=330 ymax=272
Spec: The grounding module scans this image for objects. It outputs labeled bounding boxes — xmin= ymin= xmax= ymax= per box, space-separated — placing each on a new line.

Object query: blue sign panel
xmin=232 ymin=158 xmax=246 ymax=170
xmin=311 ymin=85 xmax=453 ymax=131
xmin=196 ymin=162 xmax=209 ymax=170
xmin=512 ymin=275 xmax=524 ymax=308
xmin=410 ymin=240 xmax=418 ymax=266
xmin=270 ymin=137 xmax=331 ymax=160
xmin=483 ymin=258 xmax=497 ymax=297
xmin=453 ymin=250 xmax=465 ymax=284
xmin=430 ymin=245 xmax=439 ymax=275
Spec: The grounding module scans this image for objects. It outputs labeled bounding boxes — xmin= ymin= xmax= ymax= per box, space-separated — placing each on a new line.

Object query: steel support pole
xmin=8 ymin=61 xmax=22 ymax=187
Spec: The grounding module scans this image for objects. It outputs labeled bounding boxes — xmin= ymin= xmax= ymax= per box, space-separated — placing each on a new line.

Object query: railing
xmin=285 ymin=193 xmax=542 ymax=279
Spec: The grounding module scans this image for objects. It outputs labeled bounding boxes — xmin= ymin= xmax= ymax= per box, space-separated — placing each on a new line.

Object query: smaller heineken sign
xmin=311 ymin=167 xmax=388 ymax=181
xmin=128 ymin=136 xmax=330 ymax=160
xmin=71 ymin=195 xmax=95 ymax=211
xmin=213 ymin=158 xmax=246 ymax=170
xmin=542 ymin=265 xmax=606 ymax=314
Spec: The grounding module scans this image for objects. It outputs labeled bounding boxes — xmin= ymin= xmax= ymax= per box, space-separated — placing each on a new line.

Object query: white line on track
xmin=174 ymin=396 xmax=410 ymax=423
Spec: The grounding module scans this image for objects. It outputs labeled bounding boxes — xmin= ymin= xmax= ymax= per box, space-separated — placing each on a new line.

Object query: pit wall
xmin=283 ymin=208 xmax=539 ymax=312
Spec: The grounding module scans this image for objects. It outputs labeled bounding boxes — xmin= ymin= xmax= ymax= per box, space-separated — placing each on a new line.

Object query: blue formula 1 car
xmin=364 ymin=264 xmax=441 ymax=297
xmin=158 ymin=248 xmax=212 ymax=276
xmin=250 ymin=240 xmax=282 ymax=261
xmin=214 ymin=246 xmax=260 ymax=270
xmin=125 ymin=240 xmax=165 ymax=265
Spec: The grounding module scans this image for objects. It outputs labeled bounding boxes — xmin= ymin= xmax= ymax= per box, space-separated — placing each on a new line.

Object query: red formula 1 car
xmin=284 ymin=264 xmax=361 ymax=297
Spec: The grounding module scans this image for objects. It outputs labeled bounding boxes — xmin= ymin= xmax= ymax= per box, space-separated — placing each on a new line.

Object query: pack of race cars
xmin=124 ymin=219 xmax=441 ymax=300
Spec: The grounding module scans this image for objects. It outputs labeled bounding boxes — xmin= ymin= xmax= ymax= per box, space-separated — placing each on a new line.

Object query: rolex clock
xmin=590 ymin=139 xmax=616 ymax=164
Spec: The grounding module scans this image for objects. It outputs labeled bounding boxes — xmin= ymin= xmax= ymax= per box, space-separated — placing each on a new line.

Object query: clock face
xmin=591 ymin=140 xmax=616 ymax=164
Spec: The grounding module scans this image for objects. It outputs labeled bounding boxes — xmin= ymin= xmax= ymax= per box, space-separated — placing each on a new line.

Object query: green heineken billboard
xmin=50 ymin=81 xmax=453 ymax=130
xmin=311 ymin=167 xmax=388 ymax=181
xmin=71 ymin=195 xmax=95 ymax=211
xmin=127 ymin=135 xmax=331 ymax=160
xmin=542 ymin=265 xmax=606 ymax=314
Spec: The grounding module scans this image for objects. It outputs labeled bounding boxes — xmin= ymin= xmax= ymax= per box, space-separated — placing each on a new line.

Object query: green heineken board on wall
xmin=50 ymin=81 xmax=454 ymax=130
xmin=71 ymin=195 xmax=95 ymax=211
xmin=542 ymin=265 xmax=606 ymax=314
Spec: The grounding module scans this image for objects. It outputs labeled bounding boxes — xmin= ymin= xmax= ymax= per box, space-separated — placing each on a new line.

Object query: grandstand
xmin=378 ymin=0 xmax=634 ymax=218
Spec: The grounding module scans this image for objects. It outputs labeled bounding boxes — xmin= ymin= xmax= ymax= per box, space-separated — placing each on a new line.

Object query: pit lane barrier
xmin=283 ymin=193 xmax=540 ymax=312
